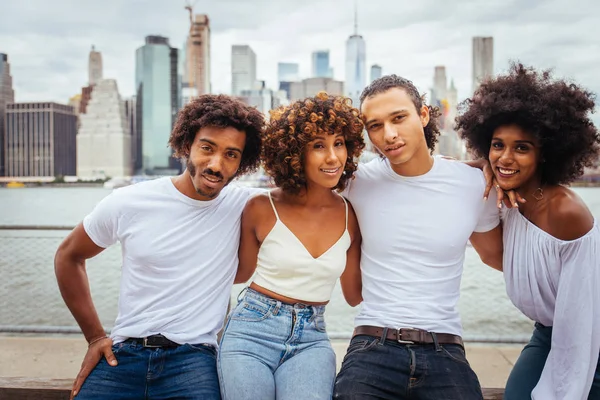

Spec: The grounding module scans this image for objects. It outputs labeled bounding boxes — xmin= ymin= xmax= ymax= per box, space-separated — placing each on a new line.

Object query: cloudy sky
xmin=2 ymin=0 xmax=599 ymax=120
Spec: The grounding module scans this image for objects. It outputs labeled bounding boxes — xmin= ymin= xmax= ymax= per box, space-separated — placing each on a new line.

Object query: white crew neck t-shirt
xmin=344 ymin=156 xmax=499 ymax=336
xmin=83 ymin=177 xmax=259 ymax=347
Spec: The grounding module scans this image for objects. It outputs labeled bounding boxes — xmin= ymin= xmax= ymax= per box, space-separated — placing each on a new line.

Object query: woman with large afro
xmin=457 ymin=63 xmax=600 ymax=399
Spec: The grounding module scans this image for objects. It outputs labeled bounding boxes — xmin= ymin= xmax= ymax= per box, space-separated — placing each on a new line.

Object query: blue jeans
xmin=75 ymin=340 xmax=220 ymax=399
xmin=217 ymin=288 xmax=336 ymax=400
xmin=505 ymin=323 xmax=600 ymax=400
xmin=334 ymin=334 xmax=483 ymax=400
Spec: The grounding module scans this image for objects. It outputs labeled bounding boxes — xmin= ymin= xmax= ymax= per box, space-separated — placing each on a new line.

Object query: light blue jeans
xmin=217 ymin=287 xmax=336 ymax=400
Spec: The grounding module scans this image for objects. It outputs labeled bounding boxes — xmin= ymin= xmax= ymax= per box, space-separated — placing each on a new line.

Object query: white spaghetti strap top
xmin=252 ymin=191 xmax=351 ymax=302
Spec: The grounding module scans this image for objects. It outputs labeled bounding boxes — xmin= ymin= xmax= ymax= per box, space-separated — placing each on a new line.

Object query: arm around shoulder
xmin=340 ymin=201 xmax=363 ymax=307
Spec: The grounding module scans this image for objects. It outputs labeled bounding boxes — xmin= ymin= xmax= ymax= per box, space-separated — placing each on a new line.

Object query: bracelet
xmin=88 ymin=335 xmax=109 ymax=347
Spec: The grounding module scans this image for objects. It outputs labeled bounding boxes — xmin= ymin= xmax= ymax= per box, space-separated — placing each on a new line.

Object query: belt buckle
xmin=396 ymin=328 xmax=416 ymax=344
xmin=142 ymin=337 xmax=162 ymax=348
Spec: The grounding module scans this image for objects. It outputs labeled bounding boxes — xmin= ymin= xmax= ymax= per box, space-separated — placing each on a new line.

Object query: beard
xmin=186 ymin=159 xmax=235 ymax=199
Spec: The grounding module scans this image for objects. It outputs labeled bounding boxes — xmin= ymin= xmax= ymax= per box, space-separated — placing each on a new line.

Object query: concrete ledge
xmin=0 ymin=377 xmax=72 ymax=400
xmin=0 ymin=378 xmax=504 ymax=399
xmin=0 ymin=336 xmax=514 ymax=399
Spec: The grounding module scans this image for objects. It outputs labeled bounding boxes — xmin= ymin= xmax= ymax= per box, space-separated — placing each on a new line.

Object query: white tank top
xmin=251 ymin=191 xmax=352 ymax=303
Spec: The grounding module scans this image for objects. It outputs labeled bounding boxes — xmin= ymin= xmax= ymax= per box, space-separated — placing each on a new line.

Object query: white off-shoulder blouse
xmin=502 ymin=207 xmax=600 ymax=400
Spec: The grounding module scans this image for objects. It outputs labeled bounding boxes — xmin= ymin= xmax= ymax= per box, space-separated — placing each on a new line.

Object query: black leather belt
xmin=126 ymin=334 xmax=180 ymax=348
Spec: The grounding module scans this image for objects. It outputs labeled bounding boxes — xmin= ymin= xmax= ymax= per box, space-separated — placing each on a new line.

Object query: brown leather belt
xmin=353 ymin=325 xmax=463 ymax=347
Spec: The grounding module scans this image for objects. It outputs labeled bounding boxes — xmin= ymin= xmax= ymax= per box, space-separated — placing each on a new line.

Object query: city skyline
xmin=1 ymin=0 xmax=599 ymax=118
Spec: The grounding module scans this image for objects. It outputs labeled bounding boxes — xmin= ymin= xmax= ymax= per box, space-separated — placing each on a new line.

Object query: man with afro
xmin=55 ymin=94 xmax=265 ymax=400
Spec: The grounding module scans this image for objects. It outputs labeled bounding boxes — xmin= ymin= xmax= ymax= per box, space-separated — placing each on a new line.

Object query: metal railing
xmin=0 ymin=225 xmax=533 ymax=343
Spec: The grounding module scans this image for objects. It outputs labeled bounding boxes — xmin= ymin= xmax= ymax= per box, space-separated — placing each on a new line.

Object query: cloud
xmin=1 ymin=0 xmax=598 ymax=126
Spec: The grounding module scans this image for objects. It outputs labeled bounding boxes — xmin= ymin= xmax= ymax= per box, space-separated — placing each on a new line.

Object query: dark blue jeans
xmin=333 ymin=335 xmax=483 ymax=400
xmin=75 ymin=340 xmax=221 ymax=399
xmin=505 ymin=323 xmax=600 ymax=400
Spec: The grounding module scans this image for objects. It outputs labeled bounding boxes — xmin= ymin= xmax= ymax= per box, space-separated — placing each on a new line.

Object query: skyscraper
xmin=182 ymin=13 xmax=211 ymax=104
xmin=370 ymin=64 xmax=382 ymax=83
xmin=289 ymin=78 xmax=344 ymax=101
xmin=136 ymin=35 xmax=181 ymax=175
xmin=77 ymin=80 xmax=132 ymax=179
xmin=88 ymin=45 xmax=103 ymax=86
xmin=345 ymin=6 xmax=366 ymax=107
xmin=278 ymin=62 xmax=299 ymax=83
xmin=432 ymin=66 xmax=447 ymax=106
xmin=431 ymin=66 xmax=463 ymax=159
xmin=123 ymin=96 xmax=138 ymax=169
xmin=0 ymin=53 xmax=15 ymax=177
xmin=446 ymin=79 xmax=458 ymax=131
xmin=278 ymin=62 xmax=300 ymax=100
xmin=472 ymin=37 xmax=494 ymax=93
xmin=312 ymin=51 xmax=332 ymax=78
xmin=231 ymin=45 xmax=257 ymax=96
xmin=5 ymin=102 xmax=77 ymax=177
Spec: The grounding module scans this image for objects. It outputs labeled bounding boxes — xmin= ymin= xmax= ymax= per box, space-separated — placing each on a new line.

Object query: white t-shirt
xmin=83 ymin=177 xmax=259 ymax=347
xmin=345 ymin=156 xmax=499 ymax=336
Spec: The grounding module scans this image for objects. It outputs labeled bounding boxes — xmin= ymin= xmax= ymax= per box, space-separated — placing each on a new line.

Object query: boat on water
xmin=103 ymin=177 xmax=131 ymax=189
xmin=6 ymin=181 xmax=25 ymax=188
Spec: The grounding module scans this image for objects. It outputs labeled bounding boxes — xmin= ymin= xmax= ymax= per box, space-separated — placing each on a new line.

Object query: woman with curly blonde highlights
xmin=217 ymin=92 xmax=365 ymax=400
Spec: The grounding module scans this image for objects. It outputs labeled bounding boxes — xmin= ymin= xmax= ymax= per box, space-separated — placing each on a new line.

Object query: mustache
xmin=201 ymin=168 xmax=224 ymax=180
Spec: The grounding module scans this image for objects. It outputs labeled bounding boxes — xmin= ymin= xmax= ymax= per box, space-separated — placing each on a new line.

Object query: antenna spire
xmin=354 ymin=0 xmax=358 ymax=35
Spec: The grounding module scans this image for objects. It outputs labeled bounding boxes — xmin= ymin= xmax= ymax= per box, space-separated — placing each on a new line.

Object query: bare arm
xmin=469 ymin=224 xmax=503 ymax=271
xmin=340 ymin=202 xmax=362 ymax=307
xmin=55 ymin=223 xmax=118 ymax=398
xmin=234 ymin=197 xmax=261 ymax=284
xmin=55 ymin=223 xmax=107 ymax=342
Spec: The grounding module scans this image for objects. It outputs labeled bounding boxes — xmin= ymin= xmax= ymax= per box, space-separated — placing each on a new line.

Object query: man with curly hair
xmin=333 ymin=75 xmax=503 ymax=400
xmin=54 ymin=94 xmax=265 ymax=400
xmin=456 ymin=63 xmax=600 ymax=400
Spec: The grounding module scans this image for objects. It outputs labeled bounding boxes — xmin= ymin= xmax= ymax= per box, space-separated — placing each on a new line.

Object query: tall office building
xmin=312 ymin=51 xmax=332 ymax=78
xmin=88 ymin=46 xmax=103 ymax=86
xmin=135 ymin=35 xmax=181 ymax=175
xmin=432 ymin=66 xmax=447 ymax=105
xmin=431 ymin=66 xmax=463 ymax=159
xmin=278 ymin=62 xmax=300 ymax=100
xmin=77 ymin=79 xmax=132 ymax=179
xmin=182 ymin=13 xmax=210 ymax=104
xmin=472 ymin=37 xmax=493 ymax=93
xmin=446 ymin=79 xmax=458 ymax=130
xmin=231 ymin=45 xmax=257 ymax=96
xmin=5 ymin=102 xmax=77 ymax=177
xmin=0 ymin=53 xmax=15 ymax=176
xmin=289 ymin=78 xmax=344 ymax=101
xmin=278 ymin=62 xmax=299 ymax=83
xmin=370 ymin=64 xmax=382 ymax=83
xmin=123 ymin=96 xmax=138 ymax=169
xmin=345 ymin=7 xmax=366 ymax=107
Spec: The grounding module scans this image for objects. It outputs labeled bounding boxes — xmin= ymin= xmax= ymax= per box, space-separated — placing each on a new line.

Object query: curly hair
xmin=456 ymin=62 xmax=600 ymax=185
xmin=360 ymin=74 xmax=442 ymax=153
xmin=262 ymin=92 xmax=366 ymax=194
xmin=169 ymin=94 xmax=265 ymax=176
